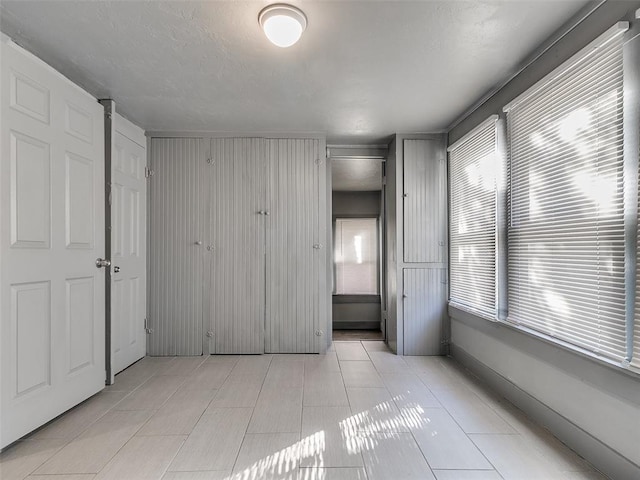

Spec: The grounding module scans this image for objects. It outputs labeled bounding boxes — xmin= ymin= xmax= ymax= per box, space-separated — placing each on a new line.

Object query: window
xmin=334 ymin=218 xmax=378 ymax=295
xmin=633 ymin=160 xmax=640 ymax=369
xmin=448 ymin=116 xmax=499 ymax=318
xmin=504 ymin=24 xmax=627 ymax=362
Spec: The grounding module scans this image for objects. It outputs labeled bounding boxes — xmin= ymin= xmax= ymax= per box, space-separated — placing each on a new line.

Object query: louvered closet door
xmin=207 ymin=138 xmax=266 ymax=354
xmin=266 ymin=139 xmax=322 ymax=353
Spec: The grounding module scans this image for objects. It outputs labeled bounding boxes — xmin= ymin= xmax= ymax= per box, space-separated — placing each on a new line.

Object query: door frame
xmin=325 ymin=145 xmax=388 ymax=342
xmin=100 ymin=100 xmax=147 ymax=382
xmin=100 ymin=99 xmax=114 ymax=384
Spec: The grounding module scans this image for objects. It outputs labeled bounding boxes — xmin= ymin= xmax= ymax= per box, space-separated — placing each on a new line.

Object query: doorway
xmin=329 ymin=146 xmax=386 ymax=342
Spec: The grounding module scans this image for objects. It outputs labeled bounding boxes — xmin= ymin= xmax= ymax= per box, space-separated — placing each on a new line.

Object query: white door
xmin=0 ymin=37 xmax=105 ymax=448
xmin=207 ymin=138 xmax=266 ymax=354
xmin=111 ymin=115 xmax=146 ymax=374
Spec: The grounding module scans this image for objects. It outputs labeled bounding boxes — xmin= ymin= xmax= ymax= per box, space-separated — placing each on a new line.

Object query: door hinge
xmin=382 ymin=176 xmax=387 ymax=186
xmin=144 ymin=166 xmax=155 ymax=178
xmin=144 ymin=317 xmax=153 ymax=334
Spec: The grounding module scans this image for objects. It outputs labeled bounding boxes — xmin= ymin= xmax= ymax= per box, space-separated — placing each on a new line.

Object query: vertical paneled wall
xmin=148 ymin=138 xmax=204 ymax=355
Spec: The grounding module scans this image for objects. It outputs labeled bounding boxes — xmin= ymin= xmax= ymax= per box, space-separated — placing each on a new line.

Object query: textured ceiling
xmin=0 ymin=1 xmax=590 ymax=143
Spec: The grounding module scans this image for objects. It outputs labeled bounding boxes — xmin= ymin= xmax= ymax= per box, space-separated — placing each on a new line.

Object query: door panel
xmin=403 ymin=268 xmax=446 ymax=355
xmin=1 ymin=38 xmax=105 ymax=448
xmin=12 ymin=281 xmax=50 ymax=396
xmin=403 ymin=139 xmax=446 ymax=263
xmin=110 ymin=121 xmax=146 ymax=373
xmin=10 ymin=131 xmax=51 ymax=247
xmin=148 ymin=138 xmax=204 ymax=355
xmin=207 ymin=138 xmax=266 ymax=354
xmin=266 ymin=138 xmax=321 ymax=353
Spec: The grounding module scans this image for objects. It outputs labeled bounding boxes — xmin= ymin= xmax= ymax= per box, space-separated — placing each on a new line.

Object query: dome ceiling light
xmin=258 ymin=4 xmax=307 ymax=48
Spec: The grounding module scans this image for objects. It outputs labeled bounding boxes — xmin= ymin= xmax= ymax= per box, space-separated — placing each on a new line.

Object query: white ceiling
xmin=0 ymin=1 xmax=589 ymax=143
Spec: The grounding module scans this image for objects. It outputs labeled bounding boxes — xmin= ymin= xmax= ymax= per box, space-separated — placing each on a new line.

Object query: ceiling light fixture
xmin=258 ymin=4 xmax=307 ymax=48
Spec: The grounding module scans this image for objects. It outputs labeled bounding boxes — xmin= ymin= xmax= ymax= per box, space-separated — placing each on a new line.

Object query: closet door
xmin=110 ymin=117 xmax=146 ymax=373
xmin=148 ymin=138 xmax=205 ymax=355
xmin=403 ymin=139 xmax=446 ymax=263
xmin=403 ymin=268 xmax=447 ymax=355
xmin=266 ymin=139 xmax=322 ymax=353
xmin=207 ymin=138 xmax=266 ymax=354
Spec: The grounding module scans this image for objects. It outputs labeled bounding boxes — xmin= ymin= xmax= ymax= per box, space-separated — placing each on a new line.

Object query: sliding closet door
xmin=148 ymin=138 xmax=205 ymax=355
xmin=206 ymin=138 xmax=266 ymax=354
xmin=266 ymin=138 xmax=323 ymax=353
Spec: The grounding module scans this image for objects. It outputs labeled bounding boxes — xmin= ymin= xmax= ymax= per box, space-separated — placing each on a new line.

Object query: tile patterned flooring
xmin=0 ymin=341 xmax=608 ymax=480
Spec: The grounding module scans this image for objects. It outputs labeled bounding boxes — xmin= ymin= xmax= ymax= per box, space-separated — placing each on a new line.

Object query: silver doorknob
xmin=96 ymin=258 xmax=111 ymax=268
xmin=195 ymin=241 xmax=203 ymax=245
xmin=113 ymin=266 xmax=120 ymax=273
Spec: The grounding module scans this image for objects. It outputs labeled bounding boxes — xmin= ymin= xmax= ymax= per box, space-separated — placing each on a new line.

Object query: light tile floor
xmin=1 ymin=341 xmax=608 ymax=480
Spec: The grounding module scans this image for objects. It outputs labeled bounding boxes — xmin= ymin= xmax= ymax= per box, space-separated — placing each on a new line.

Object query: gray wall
xmin=386 ymin=138 xmax=399 ymax=350
xmin=447 ymin=3 xmax=640 ymax=479
xmin=332 ymin=190 xmax=382 ymax=330
xmin=332 ymin=191 xmax=381 ymax=217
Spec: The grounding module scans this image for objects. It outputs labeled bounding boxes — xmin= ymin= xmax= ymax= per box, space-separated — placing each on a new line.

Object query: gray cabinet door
xmin=207 ymin=138 xmax=266 ymax=354
xmin=266 ymin=139 xmax=323 ymax=353
xmin=148 ymin=138 xmax=205 ymax=355
xmin=403 ymin=139 xmax=446 ymax=263
xmin=403 ymin=268 xmax=446 ymax=355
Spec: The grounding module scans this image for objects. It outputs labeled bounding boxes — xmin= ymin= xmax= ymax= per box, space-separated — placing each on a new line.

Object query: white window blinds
xmin=334 ymin=218 xmax=378 ymax=295
xmin=504 ymin=24 xmax=627 ymax=361
xmin=633 ymin=153 xmax=640 ymax=369
xmin=449 ymin=116 xmax=499 ymax=318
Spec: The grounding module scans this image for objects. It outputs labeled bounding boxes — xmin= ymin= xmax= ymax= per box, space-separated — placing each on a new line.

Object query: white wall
xmin=451 ymin=309 xmax=640 ymax=479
